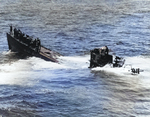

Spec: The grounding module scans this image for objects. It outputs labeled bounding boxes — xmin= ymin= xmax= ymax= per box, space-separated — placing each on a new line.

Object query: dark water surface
xmin=0 ymin=0 xmax=150 ymax=116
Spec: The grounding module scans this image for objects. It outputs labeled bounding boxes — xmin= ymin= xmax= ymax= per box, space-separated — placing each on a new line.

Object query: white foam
xmin=58 ymin=55 xmax=89 ymax=69
xmin=0 ymin=55 xmax=149 ymax=86
xmin=125 ymin=56 xmax=150 ymax=77
xmin=28 ymin=57 xmax=69 ymax=70
xmin=91 ymin=56 xmax=150 ymax=77
xmin=0 ymin=58 xmax=35 ymax=85
xmin=0 ymin=55 xmax=89 ymax=85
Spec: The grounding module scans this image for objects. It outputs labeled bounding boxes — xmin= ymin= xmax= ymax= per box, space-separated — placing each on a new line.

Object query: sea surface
xmin=0 ymin=0 xmax=150 ymax=116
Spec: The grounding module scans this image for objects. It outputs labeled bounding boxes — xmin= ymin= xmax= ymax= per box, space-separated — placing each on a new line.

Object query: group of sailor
xmin=10 ymin=26 xmax=41 ymax=53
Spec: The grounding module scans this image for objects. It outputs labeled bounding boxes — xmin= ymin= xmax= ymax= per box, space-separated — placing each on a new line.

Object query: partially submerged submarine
xmin=89 ymin=46 xmax=142 ymax=74
xmin=7 ymin=26 xmax=61 ymax=62
xmin=89 ymin=46 xmax=125 ymax=68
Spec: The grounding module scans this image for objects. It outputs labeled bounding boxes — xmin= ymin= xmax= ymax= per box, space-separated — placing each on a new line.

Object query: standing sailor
xmin=10 ymin=25 xmax=12 ymax=34
xmin=105 ymin=46 xmax=109 ymax=55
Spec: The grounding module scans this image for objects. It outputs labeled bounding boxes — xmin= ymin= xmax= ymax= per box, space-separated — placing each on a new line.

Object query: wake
xmin=0 ymin=54 xmax=149 ymax=86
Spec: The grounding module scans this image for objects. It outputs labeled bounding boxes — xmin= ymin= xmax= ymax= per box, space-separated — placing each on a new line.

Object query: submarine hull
xmin=7 ymin=33 xmax=60 ymax=62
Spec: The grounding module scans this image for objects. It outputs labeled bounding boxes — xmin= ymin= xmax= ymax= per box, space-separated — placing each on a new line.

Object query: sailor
xmin=22 ymin=33 xmax=25 ymax=41
xmin=14 ymin=28 xmax=17 ymax=37
xmin=36 ymin=38 xmax=41 ymax=53
xmin=22 ymin=34 xmax=25 ymax=42
xmin=10 ymin=25 xmax=12 ymax=33
xmin=18 ymin=29 xmax=22 ymax=36
xmin=17 ymin=29 xmax=21 ymax=40
xmin=32 ymin=39 xmax=37 ymax=48
xmin=99 ymin=46 xmax=106 ymax=56
xmin=36 ymin=38 xmax=41 ymax=46
xmin=19 ymin=31 xmax=24 ymax=41
xmin=100 ymin=46 xmax=109 ymax=55
xmin=105 ymin=46 xmax=109 ymax=55
xmin=26 ymin=37 xmax=32 ymax=46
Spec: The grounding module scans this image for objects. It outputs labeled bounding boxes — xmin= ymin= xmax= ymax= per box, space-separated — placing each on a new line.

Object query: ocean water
xmin=0 ymin=0 xmax=150 ymax=116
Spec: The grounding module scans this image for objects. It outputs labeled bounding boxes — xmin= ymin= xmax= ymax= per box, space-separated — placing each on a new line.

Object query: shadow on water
xmin=0 ymin=84 xmax=43 ymax=117
xmin=0 ymin=52 xmax=29 ymax=64
xmin=0 ymin=109 xmax=41 ymax=117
